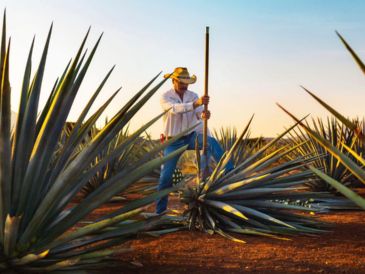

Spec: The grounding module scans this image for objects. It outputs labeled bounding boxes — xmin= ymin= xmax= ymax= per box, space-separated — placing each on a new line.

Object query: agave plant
xmin=276 ymin=31 xmax=365 ymax=210
xmin=79 ymin=124 xmax=137 ymax=197
xmin=177 ymin=116 xmax=352 ymax=242
xmin=213 ymin=125 xmax=266 ymax=167
xmin=285 ymin=117 xmax=356 ymax=192
xmin=78 ymin=124 xmax=186 ymax=199
xmin=278 ymin=103 xmax=365 ymax=210
xmin=0 ymin=12 xmax=195 ymax=272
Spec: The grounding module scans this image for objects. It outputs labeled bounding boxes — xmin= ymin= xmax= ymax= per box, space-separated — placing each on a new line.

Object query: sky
xmin=1 ymin=0 xmax=365 ymax=138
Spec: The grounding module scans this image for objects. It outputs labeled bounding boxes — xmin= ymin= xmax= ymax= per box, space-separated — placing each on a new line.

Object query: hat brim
xmin=164 ymin=73 xmax=197 ymax=84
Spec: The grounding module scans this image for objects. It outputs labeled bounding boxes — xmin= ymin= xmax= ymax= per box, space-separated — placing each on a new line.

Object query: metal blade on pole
xmin=202 ymin=26 xmax=209 ymax=179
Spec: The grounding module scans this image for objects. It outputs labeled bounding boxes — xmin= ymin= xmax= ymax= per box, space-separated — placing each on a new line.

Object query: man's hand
xmin=201 ymin=110 xmax=210 ymax=120
xmin=193 ymin=95 xmax=209 ymax=109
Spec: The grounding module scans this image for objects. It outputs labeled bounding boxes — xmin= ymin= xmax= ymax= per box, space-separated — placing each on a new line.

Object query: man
xmin=156 ymin=67 xmax=234 ymax=214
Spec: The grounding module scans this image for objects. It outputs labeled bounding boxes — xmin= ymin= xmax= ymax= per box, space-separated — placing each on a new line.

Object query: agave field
xmin=0 ymin=10 xmax=365 ymax=274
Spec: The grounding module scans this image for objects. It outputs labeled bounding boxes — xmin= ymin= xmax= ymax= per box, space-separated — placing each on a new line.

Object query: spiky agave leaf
xmin=180 ymin=117 xmax=338 ymax=242
xmin=80 ymin=124 xmax=157 ymax=198
xmin=79 ymin=123 xmax=197 ymax=198
xmin=308 ymin=166 xmax=365 ymax=210
xmin=213 ymin=117 xmax=266 ymax=167
xmin=276 ymin=32 xmax=365 ymax=212
xmin=343 ymin=118 xmax=365 ymax=168
xmin=278 ymin=103 xmax=365 ymax=185
xmin=301 ymin=86 xmax=365 ymax=144
xmin=302 ymin=31 xmax=365 ymax=142
xmin=278 ymin=104 xmax=365 ymax=211
xmin=336 ymin=31 xmax=365 ymax=76
xmin=0 ymin=12 xmax=188 ymax=272
xmin=79 ymin=124 xmax=131 ymax=197
xmin=285 ymin=117 xmax=356 ymax=192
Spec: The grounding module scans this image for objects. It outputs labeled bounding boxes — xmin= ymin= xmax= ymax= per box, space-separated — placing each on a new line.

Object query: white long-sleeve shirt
xmin=160 ymin=88 xmax=210 ymax=137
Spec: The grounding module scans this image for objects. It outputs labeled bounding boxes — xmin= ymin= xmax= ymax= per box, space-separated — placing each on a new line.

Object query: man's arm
xmin=160 ymin=94 xmax=194 ymax=114
xmin=160 ymin=94 xmax=209 ymax=114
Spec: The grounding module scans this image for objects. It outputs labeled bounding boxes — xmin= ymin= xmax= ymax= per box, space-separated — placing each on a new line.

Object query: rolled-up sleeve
xmin=160 ymin=94 xmax=195 ymax=114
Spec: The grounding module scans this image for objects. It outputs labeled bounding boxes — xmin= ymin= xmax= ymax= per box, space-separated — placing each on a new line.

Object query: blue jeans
xmin=156 ymin=131 xmax=234 ymax=214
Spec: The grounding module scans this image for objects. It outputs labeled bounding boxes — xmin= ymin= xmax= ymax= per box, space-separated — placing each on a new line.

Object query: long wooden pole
xmin=203 ymin=26 xmax=209 ymax=177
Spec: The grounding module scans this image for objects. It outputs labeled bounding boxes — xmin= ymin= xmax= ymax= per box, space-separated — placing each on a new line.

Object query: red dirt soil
xmin=89 ymin=195 xmax=365 ymax=274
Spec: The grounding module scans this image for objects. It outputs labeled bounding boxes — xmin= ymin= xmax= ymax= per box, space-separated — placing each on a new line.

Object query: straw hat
xmin=164 ymin=67 xmax=197 ymax=84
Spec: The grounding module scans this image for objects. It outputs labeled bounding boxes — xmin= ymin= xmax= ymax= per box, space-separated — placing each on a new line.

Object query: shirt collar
xmin=169 ymin=88 xmax=192 ymax=103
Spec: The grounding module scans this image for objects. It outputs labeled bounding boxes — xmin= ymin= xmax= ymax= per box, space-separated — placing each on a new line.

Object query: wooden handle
xmin=203 ymin=26 xmax=209 ymax=157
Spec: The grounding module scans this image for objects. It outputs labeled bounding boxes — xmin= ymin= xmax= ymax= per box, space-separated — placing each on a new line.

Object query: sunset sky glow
xmin=2 ymin=0 xmax=365 ymax=138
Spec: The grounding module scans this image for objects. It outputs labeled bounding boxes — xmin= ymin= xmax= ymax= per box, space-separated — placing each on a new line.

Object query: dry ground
xmin=86 ymin=194 xmax=365 ymax=274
